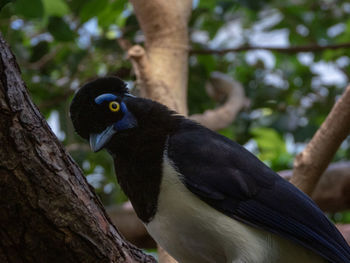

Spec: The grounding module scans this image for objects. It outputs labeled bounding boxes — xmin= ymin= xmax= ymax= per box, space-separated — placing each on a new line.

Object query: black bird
xmin=70 ymin=77 xmax=350 ymax=263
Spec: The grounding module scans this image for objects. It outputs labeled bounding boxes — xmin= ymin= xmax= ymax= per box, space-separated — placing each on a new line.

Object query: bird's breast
xmin=111 ymin=135 xmax=165 ymax=223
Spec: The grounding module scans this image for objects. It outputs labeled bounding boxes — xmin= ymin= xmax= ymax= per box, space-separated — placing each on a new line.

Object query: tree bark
xmin=128 ymin=0 xmax=192 ymax=115
xmin=291 ymin=85 xmax=350 ymax=195
xmin=337 ymin=225 xmax=350 ymax=245
xmin=279 ymin=161 xmax=350 ymax=212
xmin=0 ymin=33 xmax=155 ymax=263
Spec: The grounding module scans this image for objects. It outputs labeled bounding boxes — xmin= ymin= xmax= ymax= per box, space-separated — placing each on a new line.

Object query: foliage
xmin=1 ymin=0 xmax=350 ymax=222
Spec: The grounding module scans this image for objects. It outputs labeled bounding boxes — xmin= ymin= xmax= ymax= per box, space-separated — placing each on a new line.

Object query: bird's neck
xmin=107 ymin=100 xmax=183 ymax=223
xmin=109 ymin=132 xmax=167 ymax=223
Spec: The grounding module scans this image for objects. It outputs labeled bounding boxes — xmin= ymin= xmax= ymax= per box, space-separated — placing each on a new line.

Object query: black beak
xmin=89 ymin=125 xmax=116 ymax=152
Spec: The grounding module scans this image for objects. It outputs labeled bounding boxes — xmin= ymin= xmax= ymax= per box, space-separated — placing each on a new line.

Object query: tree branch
xmin=190 ymin=42 xmax=350 ymax=55
xmin=0 ymin=33 xmax=155 ymax=263
xmin=189 ymin=72 xmax=249 ymax=131
xmin=280 ymin=162 xmax=350 ymax=212
xmin=337 ymin=225 xmax=350 ymax=245
xmin=128 ymin=45 xmax=152 ymax=98
xmin=290 ymin=85 xmax=350 ymax=195
xmin=129 ymin=0 xmax=192 ymax=115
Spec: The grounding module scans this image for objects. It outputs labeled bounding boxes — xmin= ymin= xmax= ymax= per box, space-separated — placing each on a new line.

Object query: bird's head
xmin=70 ymin=77 xmax=138 ymax=152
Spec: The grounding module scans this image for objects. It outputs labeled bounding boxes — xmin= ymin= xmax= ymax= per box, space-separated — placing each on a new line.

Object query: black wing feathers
xmin=168 ymin=121 xmax=350 ymax=263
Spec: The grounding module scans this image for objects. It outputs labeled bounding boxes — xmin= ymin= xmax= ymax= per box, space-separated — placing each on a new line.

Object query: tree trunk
xmin=128 ymin=0 xmax=192 ymax=115
xmin=0 ymin=34 xmax=155 ymax=263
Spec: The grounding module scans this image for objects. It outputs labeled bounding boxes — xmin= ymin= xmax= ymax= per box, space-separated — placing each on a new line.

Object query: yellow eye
xmin=109 ymin=101 xmax=120 ymax=112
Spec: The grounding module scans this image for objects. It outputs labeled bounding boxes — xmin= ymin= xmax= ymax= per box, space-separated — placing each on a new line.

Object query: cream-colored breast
xmin=145 ymin=154 xmax=326 ymax=263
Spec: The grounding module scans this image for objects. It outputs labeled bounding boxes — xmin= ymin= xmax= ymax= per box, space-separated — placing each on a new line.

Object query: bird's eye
xmin=109 ymin=101 xmax=120 ymax=112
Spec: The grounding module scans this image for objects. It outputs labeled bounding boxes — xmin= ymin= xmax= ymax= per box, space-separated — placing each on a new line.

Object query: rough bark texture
xmin=189 ymin=72 xmax=249 ymax=130
xmin=0 ymin=33 xmax=155 ymax=263
xmin=291 ymin=85 xmax=350 ymax=195
xmin=129 ymin=0 xmax=192 ymax=115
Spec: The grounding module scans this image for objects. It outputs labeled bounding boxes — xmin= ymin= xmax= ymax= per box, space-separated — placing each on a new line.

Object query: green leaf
xmin=198 ymin=0 xmax=216 ymax=9
xmin=29 ymin=41 xmax=50 ymax=62
xmin=48 ymin=16 xmax=75 ymax=41
xmin=80 ymin=0 xmax=108 ymax=23
xmin=0 ymin=0 xmax=11 ymax=11
xmin=218 ymin=125 xmax=235 ymax=140
xmin=197 ymin=55 xmax=216 ymax=75
xmin=201 ymin=18 xmax=224 ymax=38
xmin=13 ymin=0 xmax=44 ymax=18
xmin=97 ymin=0 xmax=127 ymax=28
xmin=237 ymin=0 xmax=265 ymax=11
xmin=251 ymin=127 xmax=287 ymax=161
xmin=42 ymin=0 xmax=69 ymax=17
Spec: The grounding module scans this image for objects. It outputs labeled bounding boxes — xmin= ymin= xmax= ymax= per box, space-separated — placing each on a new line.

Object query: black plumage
xmin=70 ymin=77 xmax=350 ymax=263
xmin=168 ymin=122 xmax=350 ymax=263
xmin=70 ymin=77 xmax=128 ymax=140
xmin=70 ymin=77 xmax=182 ymax=221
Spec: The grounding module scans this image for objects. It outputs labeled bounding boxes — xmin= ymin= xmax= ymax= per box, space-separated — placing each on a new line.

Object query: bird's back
xmin=166 ymin=120 xmax=350 ymax=263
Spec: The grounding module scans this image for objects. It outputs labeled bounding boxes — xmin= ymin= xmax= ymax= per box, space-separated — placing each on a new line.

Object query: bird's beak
xmin=89 ymin=125 xmax=116 ymax=152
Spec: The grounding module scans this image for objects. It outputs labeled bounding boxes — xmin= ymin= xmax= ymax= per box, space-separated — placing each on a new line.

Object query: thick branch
xmin=129 ymin=0 xmax=192 ymax=115
xmin=290 ymin=85 xmax=350 ymax=195
xmin=190 ymin=42 xmax=350 ymax=55
xmin=280 ymin=162 xmax=350 ymax=212
xmin=128 ymin=45 xmax=152 ymax=98
xmin=189 ymin=72 xmax=249 ymax=130
xmin=0 ymin=33 xmax=155 ymax=263
xmin=337 ymin=225 xmax=350 ymax=245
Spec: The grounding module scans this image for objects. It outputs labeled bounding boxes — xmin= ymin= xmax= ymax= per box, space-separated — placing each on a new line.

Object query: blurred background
xmin=1 ymin=0 xmax=350 ymax=248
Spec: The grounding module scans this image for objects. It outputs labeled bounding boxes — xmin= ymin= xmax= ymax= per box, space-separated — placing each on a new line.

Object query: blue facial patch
xmin=120 ymin=101 xmax=127 ymax=113
xmin=94 ymin=93 xmax=138 ymax=131
xmin=95 ymin=93 xmax=118 ymax=104
xmin=114 ymin=102 xmax=138 ymax=131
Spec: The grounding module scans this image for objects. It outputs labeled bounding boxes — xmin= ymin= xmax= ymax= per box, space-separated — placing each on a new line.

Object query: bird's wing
xmin=167 ymin=125 xmax=350 ymax=263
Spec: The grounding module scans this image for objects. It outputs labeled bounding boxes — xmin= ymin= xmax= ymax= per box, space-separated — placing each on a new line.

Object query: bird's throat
xmin=109 ymin=133 xmax=167 ymax=223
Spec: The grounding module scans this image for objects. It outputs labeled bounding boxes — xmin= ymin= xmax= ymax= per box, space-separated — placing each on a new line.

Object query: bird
xmin=70 ymin=76 xmax=350 ymax=263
